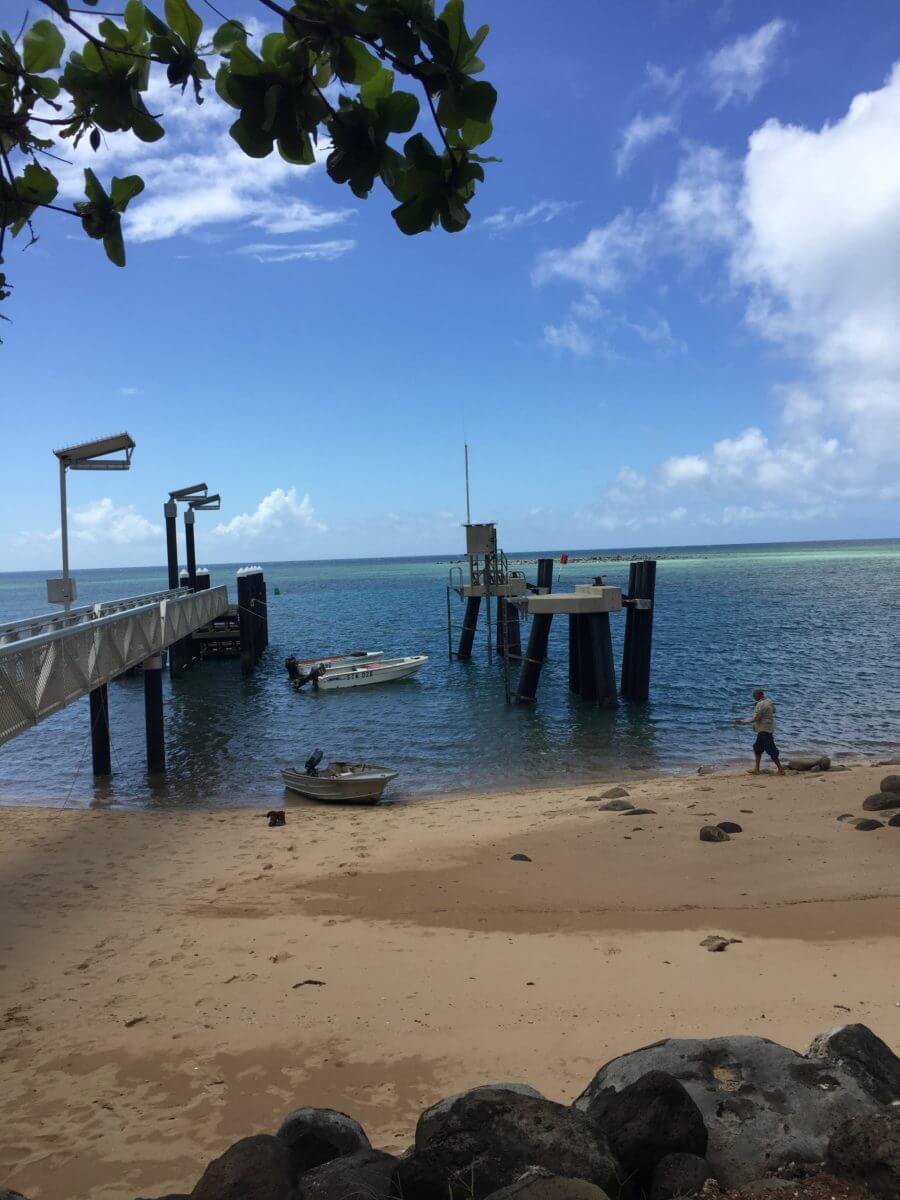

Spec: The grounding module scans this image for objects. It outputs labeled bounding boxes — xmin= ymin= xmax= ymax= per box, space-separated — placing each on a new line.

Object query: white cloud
xmin=661 ymin=455 xmax=711 ymax=486
xmin=707 ymin=18 xmax=789 ymax=108
xmin=483 ymin=201 xmax=572 ymax=233
xmin=17 ymin=499 xmax=161 ymax=548
xmin=646 ymin=63 xmax=686 ymax=97
xmin=533 ymin=210 xmax=651 ymax=291
xmin=212 ymin=488 xmax=326 ymax=538
xmin=616 ymin=113 xmax=678 ymax=175
xmin=542 ymin=317 xmax=595 ymax=357
xmin=235 ymin=240 xmax=357 ymax=263
xmin=660 ymin=143 xmax=742 ymax=249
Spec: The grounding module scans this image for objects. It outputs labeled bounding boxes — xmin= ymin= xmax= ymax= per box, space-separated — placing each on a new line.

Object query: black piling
xmin=496 ymin=600 xmax=521 ymax=657
xmin=515 ymin=612 xmax=553 ymax=704
xmin=589 ymin=612 xmax=618 ymax=708
xmin=164 ymin=500 xmax=179 ymax=590
xmin=237 ymin=568 xmax=267 ymax=674
xmin=89 ymin=684 xmax=111 ymax=777
xmin=456 ymin=595 xmax=481 ymax=660
xmin=184 ymin=509 xmax=197 ymax=591
xmin=195 ymin=569 xmax=210 ymax=590
xmin=621 ymin=559 xmax=657 ymax=701
xmin=537 ymin=557 xmax=554 ymax=592
xmin=143 ymin=655 xmax=165 ymax=773
xmin=576 ymin=613 xmax=597 ymax=701
xmin=568 ymin=615 xmax=580 ymax=692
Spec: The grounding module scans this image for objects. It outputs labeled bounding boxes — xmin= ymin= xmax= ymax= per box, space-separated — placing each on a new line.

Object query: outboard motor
xmin=305 ymin=749 xmax=324 ymax=777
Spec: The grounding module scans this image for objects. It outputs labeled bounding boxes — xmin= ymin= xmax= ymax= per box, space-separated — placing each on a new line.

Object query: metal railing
xmin=0 ymin=586 xmax=229 ymax=746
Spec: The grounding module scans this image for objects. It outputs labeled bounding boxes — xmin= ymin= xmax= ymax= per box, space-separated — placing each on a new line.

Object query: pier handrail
xmin=0 ymin=585 xmax=229 ymax=746
xmin=0 ymin=588 xmax=191 ymax=643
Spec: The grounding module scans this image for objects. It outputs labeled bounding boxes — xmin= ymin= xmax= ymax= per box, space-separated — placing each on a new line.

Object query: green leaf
xmin=23 ymin=19 xmax=66 ymax=73
xmin=379 ymin=91 xmax=419 ymax=134
xmin=164 ymin=0 xmax=202 ymax=48
xmin=110 ymin=174 xmax=144 ymax=210
xmin=360 ymin=66 xmax=394 ymax=107
xmin=21 ymin=163 xmax=59 ymax=205
xmin=339 ymin=38 xmax=381 ymax=83
xmin=26 ymin=74 xmax=62 ymax=101
xmin=83 ymin=168 xmax=107 ymax=206
xmin=392 ymin=194 xmax=436 ymax=236
xmin=103 ymin=222 xmax=126 ymax=267
xmin=229 ymin=116 xmax=274 ymax=157
xmin=213 ymin=20 xmax=248 ymax=54
xmin=459 ymin=80 xmax=496 ymax=122
xmin=123 ymin=0 xmax=145 ymax=37
xmin=460 ymin=116 xmax=491 ymax=147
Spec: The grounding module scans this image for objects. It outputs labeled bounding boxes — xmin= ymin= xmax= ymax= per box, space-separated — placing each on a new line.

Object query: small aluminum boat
xmin=313 ymin=654 xmax=428 ymax=690
xmin=282 ymin=756 xmax=398 ymax=804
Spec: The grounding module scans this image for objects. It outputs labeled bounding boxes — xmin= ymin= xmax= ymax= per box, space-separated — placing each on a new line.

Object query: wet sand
xmin=0 ymin=763 xmax=898 ymax=1199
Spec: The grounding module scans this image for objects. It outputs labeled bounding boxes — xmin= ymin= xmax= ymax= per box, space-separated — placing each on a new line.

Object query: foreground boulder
xmin=191 ymin=1135 xmax=297 ymax=1200
xmin=826 ymin=1110 xmax=900 ymax=1200
xmin=583 ymin=1070 xmax=707 ymax=1182
xmin=394 ymin=1089 xmax=622 ymax=1200
xmin=648 ymin=1153 xmax=712 ymax=1200
xmin=807 ymin=1024 xmax=900 ymax=1104
xmin=483 ymin=1169 xmax=612 ymax=1199
xmin=784 ymin=754 xmax=831 ymax=771
xmin=276 ymin=1108 xmax=370 ymax=1175
xmin=416 ymin=1083 xmax=545 ymax=1146
xmin=574 ymin=1033 xmax=882 ymax=1188
xmin=862 ymin=793 xmax=900 ymax=812
xmin=881 ymin=774 xmax=900 ymax=794
xmin=297 ymin=1149 xmax=398 ymax=1199
xmin=0 ymin=1190 xmax=29 ymax=1200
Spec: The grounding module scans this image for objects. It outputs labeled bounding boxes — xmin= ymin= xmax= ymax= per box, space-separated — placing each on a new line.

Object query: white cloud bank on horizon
xmin=15 ymin=498 xmax=162 ymax=551
xmin=534 ymin=61 xmax=900 ymax=525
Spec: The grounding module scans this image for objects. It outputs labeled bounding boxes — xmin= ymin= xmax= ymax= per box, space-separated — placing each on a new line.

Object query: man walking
xmin=735 ymin=688 xmax=785 ymax=775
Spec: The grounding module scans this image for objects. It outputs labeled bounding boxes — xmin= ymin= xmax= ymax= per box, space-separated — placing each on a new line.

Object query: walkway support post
xmin=621 ymin=560 xmax=657 ymax=701
xmin=89 ymin=684 xmax=111 ymax=776
xmin=184 ymin=508 xmax=197 ymax=591
xmin=590 ymin=612 xmax=618 ymax=708
xmin=515 ymin=612 xmax=553 ymax=704
xmin=456 ymin=595 xmax=481 ymax=660
xmin=537 ymin=558 xmax=553 ymax=592
xmin=143 ymin=655 xmax=165 ymax=773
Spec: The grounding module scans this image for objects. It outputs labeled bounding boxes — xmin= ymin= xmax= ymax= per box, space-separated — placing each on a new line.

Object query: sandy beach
xmin=1 ymin=763 xmax=898 ymax=1199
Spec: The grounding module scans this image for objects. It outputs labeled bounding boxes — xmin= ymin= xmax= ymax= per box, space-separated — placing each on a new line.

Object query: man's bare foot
xmin=746 ymin=769 xmax=761 ymax=775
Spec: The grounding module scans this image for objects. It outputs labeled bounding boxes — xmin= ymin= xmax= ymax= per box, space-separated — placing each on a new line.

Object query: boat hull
xmin=281 ymin=766 xmax=397 ymax=804
xmin=314 ymin=655 xmax=428 ymax=690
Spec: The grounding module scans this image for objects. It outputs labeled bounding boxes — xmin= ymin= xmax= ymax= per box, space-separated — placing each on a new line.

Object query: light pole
xmin=185 ymin=494 xmax=220 ymax=590
xmin=165 ymin=483 xmax=207 ymax=592
xmin=51 ymin=433 xmax=135 ymax=612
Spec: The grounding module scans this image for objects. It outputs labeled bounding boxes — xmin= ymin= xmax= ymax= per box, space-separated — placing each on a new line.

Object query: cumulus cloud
xmin=483 ymin=200 xmax=573 ymax=234
xmin=536 ymin=61 xmax=900 ymax=508
xmin=212 ymin=488 xmax=326 ymax=539
xmin=616 ymin=113 xmax=678 ymax=175
xmin=707 ymin=18 xmax=789 ymax=108
xmin=645 ymin=63 xmax=686 ymax=97
xmin=17 ymin=499 xmax=161 ymax=548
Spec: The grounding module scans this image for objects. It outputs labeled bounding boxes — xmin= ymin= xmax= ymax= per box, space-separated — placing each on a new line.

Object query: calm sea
xmin=0 ymin=540 xmax=897 ymax=808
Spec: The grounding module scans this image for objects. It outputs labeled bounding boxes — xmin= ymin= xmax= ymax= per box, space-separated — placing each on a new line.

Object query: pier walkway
xmin=0 ymin=586 xmax=228 ymax=747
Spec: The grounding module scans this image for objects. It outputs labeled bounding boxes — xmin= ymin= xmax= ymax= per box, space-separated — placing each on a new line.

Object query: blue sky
xmin=2 ymin=0 xmax=900 ymax=569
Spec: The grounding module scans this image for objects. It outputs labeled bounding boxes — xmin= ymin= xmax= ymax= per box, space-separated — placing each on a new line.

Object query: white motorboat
xmin=282 ymin=752 xmax=398 ymax=804
xmin=285 ymin=650 xmax=382 ymax=686
xmin=313 ymin=655 xmax=428 ymax=690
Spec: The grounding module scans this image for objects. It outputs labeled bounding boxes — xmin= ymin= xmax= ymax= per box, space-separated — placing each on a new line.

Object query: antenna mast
xmin=464 ymin=442 xmax=471 ymax=524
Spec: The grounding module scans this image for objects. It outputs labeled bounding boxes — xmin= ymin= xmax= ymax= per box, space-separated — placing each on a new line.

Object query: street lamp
xmin=185 ymin=493 xmax=220 ymax=590
xmin=51 ymin=433 xmax=136 ymax=611
xmin=164 ymin=483 xmax=207 ymax=591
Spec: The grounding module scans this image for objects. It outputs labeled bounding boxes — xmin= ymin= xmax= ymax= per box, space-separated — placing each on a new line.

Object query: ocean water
xmin=0 ymin=540 xmax=897 ymax=808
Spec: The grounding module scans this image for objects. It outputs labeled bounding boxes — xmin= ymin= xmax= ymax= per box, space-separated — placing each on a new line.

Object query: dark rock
xmin=394 ymin=1089 xmax=622 ymax=1200
xmin=697 ymin=766 xmax=717 ymax=776
xmin=785 ymin=754 xmax=831 ymax=771
xmin=700 ymin=936 xmax=740 ymax=952
xmin=716 ymin=822 xmax=743 ymax=834
xmin=417 ymin=1085 xmax=545 ymax=1146
xmin=276 ymin=1108 xmax=370 ymax=1176
xmin=602 ymin=787 xmax=630 ymax=800
xmin=862 ymin=793 xmax=900 ymax=811
xmin=837 ymin=814 xmax=857 ymax=822
xmin=854 ymin=819 xmax=883 ymax=831
xmin=135 ymin=1195 xmax=190 ymax=1199
xmin=622 ymin=808 xmax=656 ymax=816
xmin=584 ymin=1070 xmax=707 ymax=1183
xmin=889 ymin=813 xmax=900 ymax=827
xmin=483 ymin=1168 xmax=611 ymax=1199
xmin=880 ymin=774 xmax=900 ymax=794
xmin=807 ymin=1024 xmax=900 ymax=1104
xmin=297 ymin=1149 xmax=397 ymax=1199
xmin=829 ymin=764 xmax=850 ymax=772
xmin=596 ymin=799 xmax=634 ymax=812
xmin=0 ymin=1190 xmax=30 ymax=1200
xmin=511 ymin=853 xmax=532 ymax=862
xmin=699 ymin=826 xmax=730 ymax=843
xmin=648 ymin=1152 xmax=712 ymax=1200
xmin=191 ymin=1135 xmax=297 ymax=1200
xmin=574 ymin=1033 xmax=881 ymax=1188
xmin=876 ymin=756 xmax=900 ymax=767
xmin=826 ymin=1110 xmax=900 ymax=1200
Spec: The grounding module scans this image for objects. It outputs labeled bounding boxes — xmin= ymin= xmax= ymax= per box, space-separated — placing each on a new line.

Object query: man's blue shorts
xmin=753 ymin=731 xmax=780 ymax=760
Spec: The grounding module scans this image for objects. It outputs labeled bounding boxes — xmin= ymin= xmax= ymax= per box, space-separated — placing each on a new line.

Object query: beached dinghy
xmin=282 ymin=751 xmax=398 ymax=804
xmin=312 ymin=654 xmax=428 ymax=690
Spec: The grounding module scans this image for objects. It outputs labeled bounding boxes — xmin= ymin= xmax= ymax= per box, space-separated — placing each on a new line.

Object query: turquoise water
xmin=0 ymin=540 xmax=897 ymax=808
